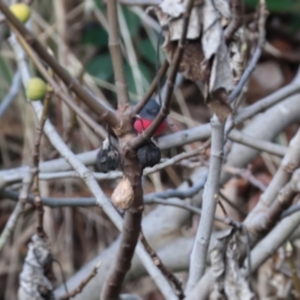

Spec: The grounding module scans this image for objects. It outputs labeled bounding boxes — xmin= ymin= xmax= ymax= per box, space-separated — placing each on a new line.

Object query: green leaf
xmin=0 ymin=55 xmax=12 ymax=84
xmin=86 ymin=54 xmax=113 ymax=81
xmin=81 ymin=24 xmax=108 ymax=48
xmin=139 ymin=62 xmax=152 ymax=87
xmin=122 ymin=7 xmax=141 ymax=37
xmin=245 ymin=0 xmax=298 ymax=13
xmin=138 ymin=38 xmax=157 ymax=64
xmin=124 ymin=62 xmax=137 ymax=95
xmin=95 ymin=0 xmax=105 ymax=10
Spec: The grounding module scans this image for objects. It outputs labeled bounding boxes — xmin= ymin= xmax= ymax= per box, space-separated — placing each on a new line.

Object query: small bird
xmin=134 ymin=98 xmax=167 ymax=137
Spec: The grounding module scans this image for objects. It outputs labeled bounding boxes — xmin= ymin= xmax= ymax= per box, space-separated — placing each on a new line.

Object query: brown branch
xmin=224 ymin=0 xmax=242 ymax=41
xmin=134 ymin=60 xmax=169 ymax=114
xmin=60 ymin=261 xmax=102 ymax=300
xmin=108 ymin=0 xmax=130 ymax=106
xmin=130 ymin=0 xmax=196 ymax=149
xmin=101 ymin=100 xmax=148 ymax=299
xmin=219 ymin=191 xmax=247 ymax=217
xmin=140 ymin=232 xmax=184 ymax=299
xmin=101 ymin=130 xmax=144 ymax=299
xmin=64 ymin=70 xmax=85 ymax=142
xmin=0 ymin=2 xmax=118 ymax=129
xmin=31 ymin=90 xmax=52 ymax=237
xmin=13 ymin=30 xmax=108 ymax=140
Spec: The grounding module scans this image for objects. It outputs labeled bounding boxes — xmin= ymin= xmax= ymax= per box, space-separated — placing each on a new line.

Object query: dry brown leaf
xmin=202 ymin=0 xmax=233 ymax=93
xmin=154 ymin=0 xmax=202 ymax=43
xmin=164 ymin=40 xmax=206 ymax=82
xmin=210 ymin=229 xmax=255 ymax=300
xmin=18 ymin=234 xmax=54 ymax=300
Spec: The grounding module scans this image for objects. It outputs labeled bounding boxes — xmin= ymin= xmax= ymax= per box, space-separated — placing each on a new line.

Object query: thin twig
xmin=224 ymin=0 xmax=242 ymax=41
xmin=108 ymin=0 xmax=130 ymax=106
xmin=0 ymin=71 xmax=21 ymax=120
xmin=256 ymin=128 xmax=300 ymax=209
xmin=219 ymin=191 xmax=247 ymax=217
xmin=0 ymin=140 xmax=209 ymax=187
xmin=0 ymin=173 xmax=33 ymax=253
xmin=31 ymin=90 xmax=52 ymax=237
xmin=140 ymin=232 xmax=184 ymax=299
xmin=13 ymin=30 xmax=108 ymax=140
xmin=60 ymin=261 xmax=102 ymax=300
xmin=228 ymin=130 xmax=286 ymax=157
xmin=280 ymin=201 xmax=300 ymax=219
xmin=1 ymin=173 xmax=206 ymax=206
xmin=64 ymin=70 xmax=85 ymax=142
xmin=236 ymin=67 xmax=300 ymax=123
xmin=134 ymin=60 xmax=169 ymax=114
xmin=130 ymin=0 xmax=196 ymax=149
xmin=222 ymin=165 xmax=267 ymax=192
xmin=0 ymin=1 xmax=118 ymax=128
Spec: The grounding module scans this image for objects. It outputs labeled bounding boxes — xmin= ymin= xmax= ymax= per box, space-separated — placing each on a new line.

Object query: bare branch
xmin=224 ymin=0 xmax=242 ymax=41
xmin=31 ymin=89 xmax=52 ymax=238
xmin=236 ymin=67 xmax=300 ymax=123
xmin=12 ymin=31 xmax=108 ymax=140
xmin=140 ymin=232 xmax=184 ymax=299
xmin=60 ymin=261 xmax=102 ymax=300
xmin=0 ymin=71 xmax=21 ymax=119
xmin=249 ymin=207 xmax=300 ymax=274
xmin=254 ymin=127 xmax=300 ymax=209
xmin=0 ymin=2 xmax=118 ymax=129
xmin=108 ymin=0 xmax=130 ymax=106
xmin=186 ymin=115 xmax=224 ymax=292
xmin=134 ymin=60 xmax=169 ymax=114
xmin=228 ymin=130 xmax=286 ymax=157
xmin=0 ymin=173 xmax=32 ymax=253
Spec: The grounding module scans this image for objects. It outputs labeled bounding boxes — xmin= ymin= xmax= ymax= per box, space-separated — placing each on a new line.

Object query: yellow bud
xmin=9 ymin=3 xmax=31 ymax=23
xmin=26 ymin=78 xmax=47 ymax=101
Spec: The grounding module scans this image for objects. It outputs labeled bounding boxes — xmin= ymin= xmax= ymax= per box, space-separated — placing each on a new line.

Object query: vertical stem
xmin=32 ymin=92 xmax=51 ymax=237
xmin=101 ymin=149 xmax=144 ymax=300
xmin=186 ymin=114 xmax=224 ymax=292
xmin=107 ymin=0 xmax=130 ymax=106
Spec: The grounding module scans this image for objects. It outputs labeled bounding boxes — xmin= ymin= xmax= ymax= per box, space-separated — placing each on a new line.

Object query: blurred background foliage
xmin=1 ymin=0 xmax=300 ymax=104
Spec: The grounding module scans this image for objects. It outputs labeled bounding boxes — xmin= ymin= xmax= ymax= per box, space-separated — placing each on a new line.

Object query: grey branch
xmin=0 ymin=172 xmax=33 ymax=253
xmin=186 ymin=115 xmax=224 ymax=292
xmin=0 ymin=71 xmax=21 ymax=120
